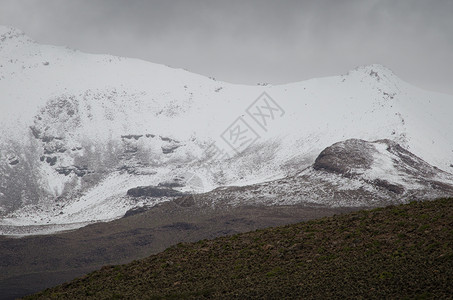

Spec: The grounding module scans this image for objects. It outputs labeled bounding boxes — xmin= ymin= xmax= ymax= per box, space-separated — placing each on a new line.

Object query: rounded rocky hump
xmin=313 ymin=139 xmax=377 ymax=176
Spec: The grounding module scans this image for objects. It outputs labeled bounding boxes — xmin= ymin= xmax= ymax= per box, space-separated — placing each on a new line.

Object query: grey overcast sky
xmin=0 ymin=0 xmax=452 ymax=95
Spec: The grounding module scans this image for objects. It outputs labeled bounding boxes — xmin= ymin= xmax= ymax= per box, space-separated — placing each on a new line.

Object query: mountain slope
xmin=183 ymin=139 xmax=453 ymax=208
xmin=0 ymin=204 xmax=358 ymax=300
xmin=1 ymin=25 xmax=453 ymax=234
xmin=25 ymin=198 xmax=453 ymax=299
xmin=2 ymin=138 xmax=453 ymax=236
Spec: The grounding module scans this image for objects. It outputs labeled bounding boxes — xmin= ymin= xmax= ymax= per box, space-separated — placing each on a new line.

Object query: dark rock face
xmin=127 ymin=186 xmax=185 ymax=198
xmin=55 ymin=166 xmax=91 ymax=177
xmin=161 ymin=145 xmax=180 ymax=154
xmin=373 ymin=179 xmax=404 ymax=195
xmin=159 ymin=136 xmax=181 ymax=154
xmin=313 ymin=139 xmax=376 ymax=176
xmin=158 ymin=181 xmax=185 ymax=188
xmin=123 ymin=206 xmax=148 ymax=217
xmin=8 ymin=158 xmax=19 ymax=166
xmin=43 ymin=143 xmax=66 ymax=154
xmin=121 ymin=135 xmax=143 ymax=140
xmin=45 ymin=156 xmax=57 ymax=166
xmin=159 ymin=136 xmax=177 ymax=143
xmin=55 ymin=167 xmax=72 ymax=176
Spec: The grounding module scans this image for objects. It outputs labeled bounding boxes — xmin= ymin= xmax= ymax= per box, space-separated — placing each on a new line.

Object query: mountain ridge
xmin=1 ymin=25 xmax=453 ymax=235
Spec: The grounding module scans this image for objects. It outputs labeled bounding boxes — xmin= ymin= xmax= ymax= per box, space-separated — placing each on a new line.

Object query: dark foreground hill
xmin=26 ymin=198 xmax=452 ymax=299
xmin=0 ymin=204 xmax=356 ymax=300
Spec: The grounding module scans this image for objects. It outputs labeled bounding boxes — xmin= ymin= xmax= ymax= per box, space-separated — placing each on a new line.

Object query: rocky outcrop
xmin=158 ymin=181 xmax=185 ymax=188
xmin=45 ymin=156 xmax=57 ymax=166
xmin=159 ymin=136 xmax=181 ymax=154
xmin=127 ymin=186 xmax=185 ymax=198
xmin=55 ymin=165 xmax=92 ymax=177
xmin=372 ymin=179 xmax=404 ymax=195
xmin=314 ymin=139 xmax=453 ymax=196
xmin=43 ymin=142 xmax=66 ymax=154
xmin=159 ymin=136 xmax=177 ymax=143
xmin=123 ymin=206 xmax=148 ymax=217
xmin=7 ymin=155 xmax=20 ymax=166
xmin=121 ymin=135 xmax=143 ymax=140
xmin=313 ymin=139 xmax=375 ymax=176
xmin=161 ymin=145 xmax=180 ymax=154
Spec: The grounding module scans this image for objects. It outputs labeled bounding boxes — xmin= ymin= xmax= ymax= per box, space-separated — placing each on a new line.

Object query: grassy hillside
xmin=26 ymin=198 xmax=453 ymax=299
xmin=1 ymin=204 xmax=354 ymax=299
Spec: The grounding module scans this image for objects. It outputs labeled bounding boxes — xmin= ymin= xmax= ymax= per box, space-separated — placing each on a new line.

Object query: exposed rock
xmin=41 ymin=136 xmax=55 ymax=143
xmin=55 ymin=167 xmax=72 ymax=176
xmin=118 ymin=165 xmax=137 ymax=175
xmin=372 ymin=179 xmax=404 ymax=194
xmin=41 ymin=136 xmax=63 ymax=143
xmin=313 ymin=139 xmax=375 ymax=176
xmin=127 ymin=186 xmax=185 ymax=198
xmin=123 ymin=206 xmax=148 ymax=217
xmin=428 ymin=180 xmax=453 ymax=191
xmin=45 ymin=156 xmax=57 ymax=166
xmin=158 ymin=181 xmax=185 ymax=188
xmin=73 ymin=166 xmax=91 ymax=177
xmin=117 ymin=165 xmax=155 ymax=176
xmin=30 ymin=126 xmax=41 ymax=139
xmin=160 ymin=136 xmax=178 ymax=143
xmin=121 ymin=135 xmax=143 ymax=140
xmin=55 ymin=166 xmax=91 ymax=177
xmin=161 ymin=145 xmax=180 ymax=154
xmin=8 ymin=157 xmax=19 ymax=166
xmin=43 ymin=142 xmax=67 ymax=155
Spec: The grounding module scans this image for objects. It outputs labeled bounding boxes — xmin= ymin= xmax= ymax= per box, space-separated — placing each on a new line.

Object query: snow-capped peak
xmin=345 ymin=64 xmax=400 ymax=86
xmin=0 ymin=25 xmax=32 ymax=43
xmin=350 ymin=64 xmax=396 ymax=76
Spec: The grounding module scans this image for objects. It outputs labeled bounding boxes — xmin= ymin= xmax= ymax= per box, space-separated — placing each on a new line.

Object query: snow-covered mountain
xmin=1 ymin=25 xmax=452 ymax=235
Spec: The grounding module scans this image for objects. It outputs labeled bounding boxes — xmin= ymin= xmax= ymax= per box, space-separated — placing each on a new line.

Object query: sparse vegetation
xmin=25 ymin=198 xmax=453 ymax=299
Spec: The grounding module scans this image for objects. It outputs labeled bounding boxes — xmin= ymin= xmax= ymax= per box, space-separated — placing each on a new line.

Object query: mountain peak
xmin=346 ymin=64 xmax=398 ymax=83
xmin=355 ymin=63 xmax=395 ymax=74
xmin=0 ymin=25 xmax=32 ymax=43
